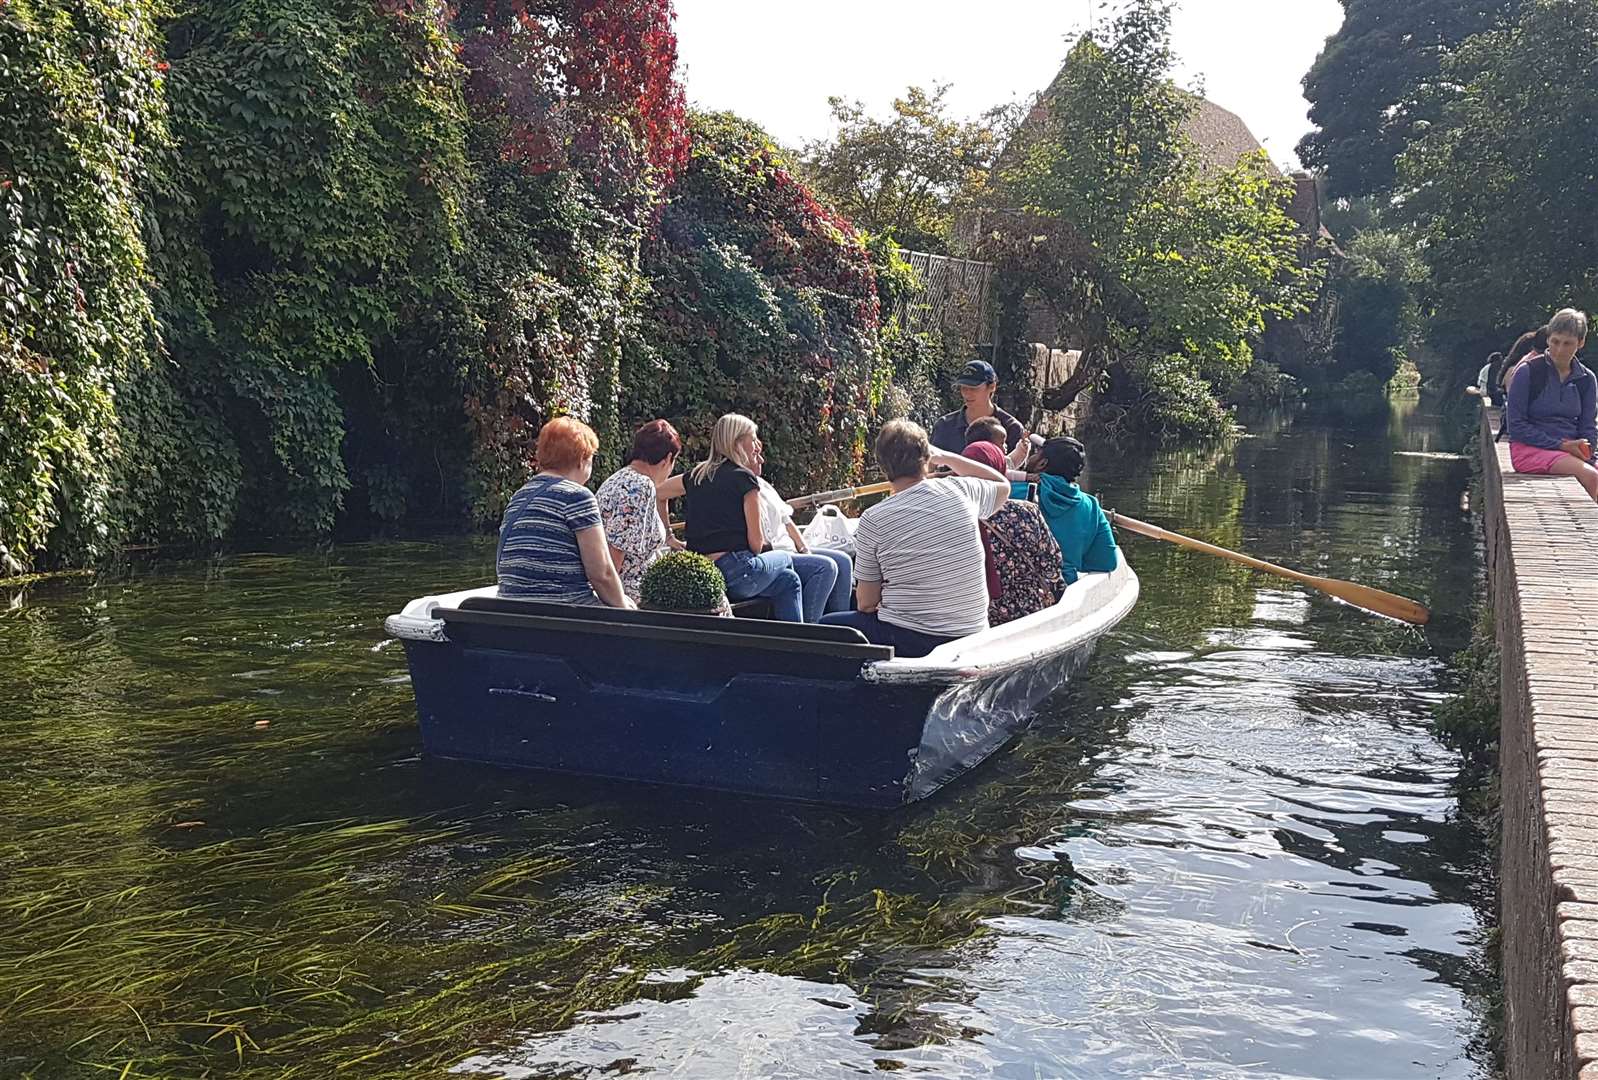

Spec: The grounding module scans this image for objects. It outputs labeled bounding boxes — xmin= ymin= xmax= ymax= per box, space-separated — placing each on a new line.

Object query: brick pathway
xmin=1483 ymin=408 xmax=1598 ymax=1079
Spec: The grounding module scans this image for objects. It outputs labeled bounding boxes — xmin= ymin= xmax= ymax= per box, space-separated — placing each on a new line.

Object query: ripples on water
xmin=0 ymin=399 xmax=1494 ymax=1079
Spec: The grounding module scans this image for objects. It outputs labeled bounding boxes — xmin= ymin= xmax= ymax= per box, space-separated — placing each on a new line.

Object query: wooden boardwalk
xmin=1482 ymin=408 xmax=1598 ymax=1079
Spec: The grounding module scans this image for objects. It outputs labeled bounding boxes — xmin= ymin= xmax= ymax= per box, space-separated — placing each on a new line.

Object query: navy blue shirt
xmin=930 ymin=406 xmax=1025 ymax=454
xmin=496 ymin=474 xmax=603 ymax=603
xmin=1506 ymin=355 xmax=1598 ymax=450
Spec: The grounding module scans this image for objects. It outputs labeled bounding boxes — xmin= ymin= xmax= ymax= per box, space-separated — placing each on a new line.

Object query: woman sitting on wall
xmin=681 ymin=414 xmax=833 ymax=623
xmin=960 ymin=440 xmax=1064 ymax=625
xmin=1505 ymin=308 xmax=1597 ymax=502
xmin=595 ymin=420 xmax=687 ymax=604
xmin=497 ymin=417 xmax=633 ymax=608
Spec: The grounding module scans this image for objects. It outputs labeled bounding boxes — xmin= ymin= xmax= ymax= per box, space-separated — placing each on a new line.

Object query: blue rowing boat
xmin=385 ymin=554 xmax=1137 ymax=807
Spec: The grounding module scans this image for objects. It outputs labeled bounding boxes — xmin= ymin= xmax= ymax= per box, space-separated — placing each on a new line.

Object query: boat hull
xmin=388 ymin=556 xmax=1137 ymax=808
xmin=402 ymin=626 xmax=939 ymax=807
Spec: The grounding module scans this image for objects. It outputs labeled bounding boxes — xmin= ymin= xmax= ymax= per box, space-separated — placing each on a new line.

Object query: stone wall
xmin=1482 ymin=408 xmax=1598 ymax=1079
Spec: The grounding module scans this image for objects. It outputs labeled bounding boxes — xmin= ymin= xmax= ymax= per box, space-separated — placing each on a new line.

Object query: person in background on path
xmin=1472 ymin=352 xmax=1505 ymax=406
xmin=960 ymin=440 xmax=1065 ymax=625
xmin=1505 ymin=308 xmax=1598 ymax=501
xmin=595 ymin=419 xmax=686 ymax=604
xmin=1028 ymin=436 xmax=1119 ymax=585
xmin=821 ymin=420 xmax=1009 ymax=657
xmin=1499 ymin=326 xmax=1550 ymax=402
xmin=930 ymin=360 xmax=1030 ymax=473
xmin=682 ymin=414 xmax=833 ymax=622
xmin=497 ymin=417 xmax=633 ymax=608
xmin=750 ymin=443 xmax=853 ymax=617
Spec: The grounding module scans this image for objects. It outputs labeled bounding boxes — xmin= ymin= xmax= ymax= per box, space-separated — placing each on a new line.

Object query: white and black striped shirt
xmin=853 ymin=476 xmax=1009 ymax=638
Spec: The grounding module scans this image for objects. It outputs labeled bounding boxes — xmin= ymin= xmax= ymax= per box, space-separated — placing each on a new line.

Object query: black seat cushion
xmin=458 ymin=595 xmax=870 ymax=646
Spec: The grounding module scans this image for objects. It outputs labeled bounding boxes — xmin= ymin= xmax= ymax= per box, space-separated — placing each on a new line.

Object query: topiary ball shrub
xmin=640 ymin=551 xmax=731 ymax=615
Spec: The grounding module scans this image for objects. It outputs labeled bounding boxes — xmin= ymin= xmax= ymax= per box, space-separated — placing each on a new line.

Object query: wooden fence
xmin=893 ymin=250 xmax=996 ymax=346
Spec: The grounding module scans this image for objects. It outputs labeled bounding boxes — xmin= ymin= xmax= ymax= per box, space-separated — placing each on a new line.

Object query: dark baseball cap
xmin=1039 ymin=436 xmax=1086 ymax=479
xmin=955 ymin=359 xmax=997 ymax=386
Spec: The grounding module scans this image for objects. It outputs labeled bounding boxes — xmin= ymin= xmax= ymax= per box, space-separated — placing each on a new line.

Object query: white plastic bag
xmin=800 ymin=503 xmax=855 ymax=557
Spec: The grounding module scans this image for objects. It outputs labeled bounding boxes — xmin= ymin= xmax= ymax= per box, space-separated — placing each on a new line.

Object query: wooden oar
xmin=1109 ymin=511 xmax=1431 ymax=626
xmin=785 ymin=480 xmax=893 ymax=510
xmin=669 ymin=479 xmax=893 ymax=533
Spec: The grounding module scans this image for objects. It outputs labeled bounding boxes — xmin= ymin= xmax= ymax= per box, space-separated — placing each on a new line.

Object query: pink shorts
xmin=1510 ymin=441 xmax=1578 ymax=473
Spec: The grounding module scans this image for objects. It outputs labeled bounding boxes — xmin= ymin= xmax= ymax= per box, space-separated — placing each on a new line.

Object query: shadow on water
xmin=0 ymin=397 xmax=1495 ymax=1079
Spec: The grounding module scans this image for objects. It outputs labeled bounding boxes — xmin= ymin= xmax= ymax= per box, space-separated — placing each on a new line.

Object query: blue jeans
xmin=715 ymin=550 xmax=803 ymax=622
xmin=793 ymin=547 xmax=852 ymax=616
xmin=819 ymin=610 xmax=955 ymax=658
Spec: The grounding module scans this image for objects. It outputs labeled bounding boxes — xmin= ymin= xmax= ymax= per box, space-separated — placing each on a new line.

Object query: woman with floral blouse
xmin=595 ymin=420 xmax=687 ymax=603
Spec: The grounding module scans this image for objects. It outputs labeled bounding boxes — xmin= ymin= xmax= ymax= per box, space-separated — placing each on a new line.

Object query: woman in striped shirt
xmin=821 ymin=419 xmax=1009 ymax=657
xmin=496 ymin=418 xmax=633 ymax=608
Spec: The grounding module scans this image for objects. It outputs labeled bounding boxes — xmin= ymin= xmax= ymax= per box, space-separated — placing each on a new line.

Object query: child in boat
xmin=964 ymin=416 xmax=1033 ymax=482
xmin=1028 ymin=437 xmax=1118 ymax=586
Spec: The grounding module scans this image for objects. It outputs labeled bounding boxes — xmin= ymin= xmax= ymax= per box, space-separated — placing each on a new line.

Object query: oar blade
xmin=1308 ymin=576 xmax=1431 ymax=625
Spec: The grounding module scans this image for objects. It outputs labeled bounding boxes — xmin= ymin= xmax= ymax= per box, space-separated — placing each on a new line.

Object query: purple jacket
xmin=1506 ymin=354 xmax=1598 ymax=450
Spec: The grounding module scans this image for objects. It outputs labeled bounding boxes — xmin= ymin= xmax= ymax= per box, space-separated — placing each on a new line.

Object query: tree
xmin=145 ymin=0 xmax=473 ymax=537
xmin=994 ymin=0 xmax=1319 ymax=437
xmin=1329 ymin=229 xmax=1427 ymax=383
xmin=1395 ymin=0 xmax=1598 ymax=353
xmin=1298 ymin=0 xmax=1521 ymax=200
xmin=799 ymin=85 xmax=1004 ymax=254
xmin=452 ymin=0 xmax=689 ymax=514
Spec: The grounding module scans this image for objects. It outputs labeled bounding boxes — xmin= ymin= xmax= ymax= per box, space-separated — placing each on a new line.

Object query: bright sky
xmin=674 ymin=0 xmax=1345 ymax=170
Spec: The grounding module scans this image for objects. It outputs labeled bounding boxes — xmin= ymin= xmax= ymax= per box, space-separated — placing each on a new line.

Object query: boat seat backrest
xmin=457 ymin=595 xmax=873 ymax=647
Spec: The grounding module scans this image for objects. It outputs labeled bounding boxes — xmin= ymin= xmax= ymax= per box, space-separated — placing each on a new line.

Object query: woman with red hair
xmin=496 ymin=417 xmax=632 ymax=608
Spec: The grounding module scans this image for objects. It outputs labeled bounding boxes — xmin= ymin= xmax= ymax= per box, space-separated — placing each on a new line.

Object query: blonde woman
xmin=681 ymin=414 xmax=834 ymax=622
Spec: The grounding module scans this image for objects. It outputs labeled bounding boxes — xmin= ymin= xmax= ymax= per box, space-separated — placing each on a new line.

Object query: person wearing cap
xmin=1028 ymin=436 xmax=1118 ymax=586
xmin=960 ymin=441 xmax=1064 ymax=624
xmin=930 ymin=359 xmax=1028 ymax=462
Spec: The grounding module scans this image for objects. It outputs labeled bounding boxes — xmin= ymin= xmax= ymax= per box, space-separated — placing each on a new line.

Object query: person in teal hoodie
xmin=1030 ymin=437 xmax=1118 ymax=585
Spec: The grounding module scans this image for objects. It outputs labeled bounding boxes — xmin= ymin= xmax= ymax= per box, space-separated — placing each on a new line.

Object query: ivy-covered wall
xmin=631 ymin=112 xmax=887 ymax=494
xmin=0 ymin=1 xmax=167 ymax=572
xmin=0 ymin=0 xmax=886 ymax=573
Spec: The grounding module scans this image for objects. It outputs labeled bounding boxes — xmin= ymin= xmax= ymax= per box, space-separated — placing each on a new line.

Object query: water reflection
xmin=0 ymin=401 xmax=1491 ymax=1078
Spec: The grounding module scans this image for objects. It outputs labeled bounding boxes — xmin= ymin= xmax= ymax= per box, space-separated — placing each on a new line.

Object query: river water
xmin=0 ymin=398 xmax=1494 ymax=1079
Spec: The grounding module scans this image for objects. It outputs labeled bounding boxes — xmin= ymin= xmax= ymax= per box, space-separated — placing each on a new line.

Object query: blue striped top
xmin=495 ymin=474 xmax=603 ymax=604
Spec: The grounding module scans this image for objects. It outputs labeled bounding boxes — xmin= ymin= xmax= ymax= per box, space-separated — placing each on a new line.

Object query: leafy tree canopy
xmin=1395 ymin=0 xmax=1598 ymax=352
xmin=798 ymin=85 xmax=1007 ymax=255
xmin=1298 ymin=0 xmax=1521 ymax=200
xmin=994 ymin=0 xmax=1320 ymax=436
xmin=633 ymin=111 xmax=887 ymax=492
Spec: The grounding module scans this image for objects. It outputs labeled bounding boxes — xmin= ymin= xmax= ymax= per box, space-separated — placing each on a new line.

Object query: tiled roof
xmin=1181 ymin=97 xmax=1279 ymax=177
